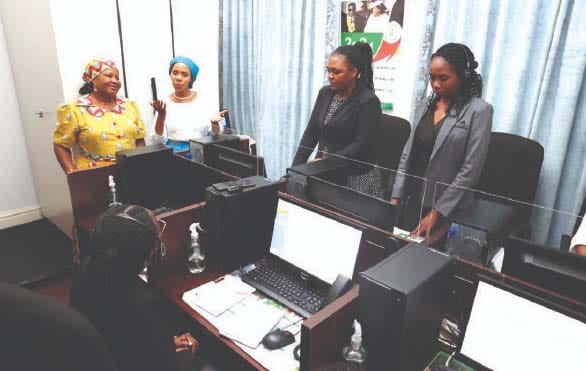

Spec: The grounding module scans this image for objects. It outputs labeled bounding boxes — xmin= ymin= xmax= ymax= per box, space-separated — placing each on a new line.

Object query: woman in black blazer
xmin=292 ymin=42 xmax=382 ymax=196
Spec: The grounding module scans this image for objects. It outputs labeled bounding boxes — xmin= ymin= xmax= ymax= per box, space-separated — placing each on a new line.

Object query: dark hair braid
xmin=331 ymin=41 xmax=374 ymax=91
xmin=79 ymin=81 xmax=94 ymax=96
xmin=431 ymin=43 xmax=483 ymax=107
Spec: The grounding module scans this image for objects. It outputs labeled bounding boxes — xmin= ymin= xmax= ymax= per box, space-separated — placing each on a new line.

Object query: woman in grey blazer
xmin=391 ymin=43 xmax=493 ymax=237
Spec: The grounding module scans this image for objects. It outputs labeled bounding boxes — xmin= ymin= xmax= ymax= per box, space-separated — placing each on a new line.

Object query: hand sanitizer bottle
xmin=342 ymin=319 xmax=367 ymax=364
xmin=187 ymin=223 xmax=206 ymax=274
xmin=108 ymin=175 xmax=121 ymax=207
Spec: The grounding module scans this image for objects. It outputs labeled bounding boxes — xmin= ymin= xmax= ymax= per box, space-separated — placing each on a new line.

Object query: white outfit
xmin=150 ymin=94 xmax=220 ymax=143
xmin=364 ymin=14 xmax=389 ymax=33
xmin=569 ymin=217 xmax=586 ymax=253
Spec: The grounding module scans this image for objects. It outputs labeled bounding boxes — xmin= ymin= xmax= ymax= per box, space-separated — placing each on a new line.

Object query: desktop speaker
xmin=359 ymin=244 xmax=454 ymax=371
xmin=205 ymin=176 xmax=279 ymax=270
xmin=189 ymin=134 xmax=240 ymax=164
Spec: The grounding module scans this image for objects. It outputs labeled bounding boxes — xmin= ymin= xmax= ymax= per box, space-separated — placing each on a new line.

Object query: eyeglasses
xmin=156 ymin=219 xmax=167 ymax=261
xmin=157 ymin=218 xmax=167 ymax=239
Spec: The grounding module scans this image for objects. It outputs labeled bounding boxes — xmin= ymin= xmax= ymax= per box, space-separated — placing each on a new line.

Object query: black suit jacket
xmin=292 ymin=84 xmax=381 ymax=166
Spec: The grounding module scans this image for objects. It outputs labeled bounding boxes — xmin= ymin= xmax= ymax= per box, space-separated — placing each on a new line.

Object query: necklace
xmin=89 ymin=94 xmax=116 ymax=109
xmin=173 ymin=91 xmax=193 ymax=100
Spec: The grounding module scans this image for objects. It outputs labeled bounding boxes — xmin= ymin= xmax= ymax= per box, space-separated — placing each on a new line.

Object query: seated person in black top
xmin=292 ymin=42 xmax=383 ymax=197
xmin=70 ymin=204 xmax=204 ymax=371
xmin=0 ymin=282 xmax=116 ymax=371
xmin=391 ymin=43 xmax=493 ymax=237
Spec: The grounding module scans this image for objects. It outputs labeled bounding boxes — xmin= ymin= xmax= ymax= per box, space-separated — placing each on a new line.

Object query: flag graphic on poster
xmin=341 ymin=0 xmax=404 ymax=111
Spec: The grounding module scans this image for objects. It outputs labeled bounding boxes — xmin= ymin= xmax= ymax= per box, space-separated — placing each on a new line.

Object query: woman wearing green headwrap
xmin=151 ymin=56 xmax=228 ymax=152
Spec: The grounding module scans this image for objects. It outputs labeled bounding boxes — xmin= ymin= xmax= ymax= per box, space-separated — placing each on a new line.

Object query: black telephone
xmin=321 ymin=274 xmax=354 ymax=308
xmin=150 ymin=77 xmax=158 ymax=102
xmin=220 ymin=108 xmax=231 ymax=129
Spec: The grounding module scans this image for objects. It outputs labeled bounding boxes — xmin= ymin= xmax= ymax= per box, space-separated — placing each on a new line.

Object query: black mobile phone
xmin=150 ymin=77 xmax=158 ymax=102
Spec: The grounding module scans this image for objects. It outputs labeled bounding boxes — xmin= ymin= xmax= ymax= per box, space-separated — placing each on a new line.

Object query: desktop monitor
xmin=306 ymin=176 xmax=397 ymax=231
xmin=115 ymin=144 xmax=173 ymax=210
xmin=270 ymin=198 xmax=363 ymax=285
xmin=206 ymin=144 xmax=266 ymax=178
xmin=115 ymin=144 xmax=233 ymax=212
xmin=502 ymin=235 xmax=586 ymax=301
xmin=459 ymin=276 xmax=585 ymax=370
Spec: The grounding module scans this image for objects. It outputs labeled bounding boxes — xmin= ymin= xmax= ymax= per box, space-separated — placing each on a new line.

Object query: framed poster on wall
xmin=341 ymin=0 xmax=404 ymax=112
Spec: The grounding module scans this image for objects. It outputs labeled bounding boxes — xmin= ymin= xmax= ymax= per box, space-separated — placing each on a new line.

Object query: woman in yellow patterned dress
xmin=53 ymin=58 xmax=146 ymax=173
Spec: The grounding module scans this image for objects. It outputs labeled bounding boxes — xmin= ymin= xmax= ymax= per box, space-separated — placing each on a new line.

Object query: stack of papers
xmin=183 ymin=275 xmax=255 ymax=316
xmin=217 ymin=295 xmax=285 ymax=348
xmin=183 ymin=275 xmax=301 ymax=370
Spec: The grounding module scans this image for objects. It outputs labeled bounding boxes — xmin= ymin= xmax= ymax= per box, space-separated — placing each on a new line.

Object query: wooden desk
xmin=154 ymin=269 xmax=267 ymax=370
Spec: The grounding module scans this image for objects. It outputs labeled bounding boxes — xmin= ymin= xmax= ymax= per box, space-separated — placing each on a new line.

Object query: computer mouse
xmin=262 ymin=330 xmax=295 ymax=350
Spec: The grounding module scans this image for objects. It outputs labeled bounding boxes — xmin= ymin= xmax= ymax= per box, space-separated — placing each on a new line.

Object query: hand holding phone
xmin=150 ymin=77 xmax=158 ymax=102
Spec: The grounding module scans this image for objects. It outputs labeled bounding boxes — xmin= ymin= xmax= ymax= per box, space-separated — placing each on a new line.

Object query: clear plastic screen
xmin=431 ymin=181 xmax=585 ymax=267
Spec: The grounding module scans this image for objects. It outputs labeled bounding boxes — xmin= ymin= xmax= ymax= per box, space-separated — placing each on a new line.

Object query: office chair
xmin=573 ymin=195 xmax=586 ymax=235
xmin=0 ymin=282 xmax=117 ymax=371
xmin=476 ymin=132 xmax=544 ymax=230
xmin=560 ymin=194 xmax=586 ymax=251
xmin=376 ymin=114 xmax=411 ymax=198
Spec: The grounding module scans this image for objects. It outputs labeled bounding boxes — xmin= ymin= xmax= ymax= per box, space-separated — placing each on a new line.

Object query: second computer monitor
xmin=207 ymin=144 xmax=266 ymax=178
xmin=307 ymin=176 xmax=397 ymax=231
xmin=502 ymin=235 xmax=586 ymax=301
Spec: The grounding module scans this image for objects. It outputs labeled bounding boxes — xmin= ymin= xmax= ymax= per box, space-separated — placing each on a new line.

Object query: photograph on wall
xmin=341 ymin=0 xmax=404 ymax=111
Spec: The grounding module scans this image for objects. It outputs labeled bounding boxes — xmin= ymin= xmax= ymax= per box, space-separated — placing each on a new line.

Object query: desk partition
xmin=284 ymin=144 xmax=430 ymax=242
xmin=432 ymin=182 xmax=586 ymax=303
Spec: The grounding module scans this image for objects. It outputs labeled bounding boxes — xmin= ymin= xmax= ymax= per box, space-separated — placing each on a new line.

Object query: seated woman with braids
xmin=292 ymin=42 xmax=383 ymax=197
xmin=391 ymin=43 xmax=493 ymax=238
xmin=70 ymin=205 xmax=214 ymax=371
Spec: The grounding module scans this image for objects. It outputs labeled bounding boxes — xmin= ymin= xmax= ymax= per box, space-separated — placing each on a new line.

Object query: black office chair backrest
xmin=477 ymin=132 xmax=544 ymax=224
xmin=376 ymin=114 xmax=411 ymax=195
xmin=0 ymin=282 xmax=117 ymax=371
xmin=574 ymin=194 xmax=586 ymax=235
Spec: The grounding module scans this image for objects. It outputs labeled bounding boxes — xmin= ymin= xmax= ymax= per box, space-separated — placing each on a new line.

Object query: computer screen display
xmin=269 ymin=199 xmax=362 ymax=285
xmin=461 ymin=280 xmax=585 ymax=371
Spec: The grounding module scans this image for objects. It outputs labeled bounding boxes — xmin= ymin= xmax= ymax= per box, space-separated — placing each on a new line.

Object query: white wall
xmin=50 ymin=0 xmax=122 ymax=103
xmin=0 ymin=16 xmax=41 ymax=229
xmin=172 ymin=0 xmax=220 ymax=113
xmin=0 ymin=0 xmax=72 ymax=235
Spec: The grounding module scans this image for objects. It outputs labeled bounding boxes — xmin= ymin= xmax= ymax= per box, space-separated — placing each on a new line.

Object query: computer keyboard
xmin=241 ymin=258 xmax=327 ymax=318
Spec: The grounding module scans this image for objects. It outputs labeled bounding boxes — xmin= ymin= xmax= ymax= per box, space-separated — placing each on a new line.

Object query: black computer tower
xmin=189 ymin=134 xmax=240 ymax=164
xmin=359 ymin=244 xmax=454 ymax=371
xmin=285 ymin=158 xmax=349 ymax=199
xmin=205 ymin=176 xmax=279 ymax=270
xmin=446 ymin=198 xmax=517 ymax=266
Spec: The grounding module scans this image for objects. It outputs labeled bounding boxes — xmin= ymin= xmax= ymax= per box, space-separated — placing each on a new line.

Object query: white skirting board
xmin=0 ymin=206 xmax=43 ymax=231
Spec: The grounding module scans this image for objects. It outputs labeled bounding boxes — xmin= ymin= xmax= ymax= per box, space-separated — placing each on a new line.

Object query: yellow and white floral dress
xmin=54 ymin=95 xmax=146 ymax=169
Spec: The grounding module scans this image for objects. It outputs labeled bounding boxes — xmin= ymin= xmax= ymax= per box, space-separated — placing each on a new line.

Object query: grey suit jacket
xmin=391 ymin=97 xmax=493 ymax=217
